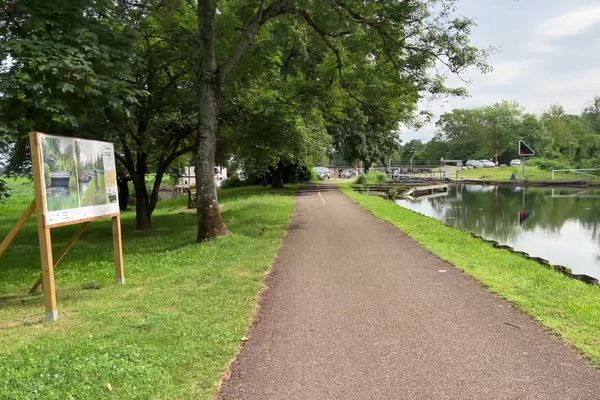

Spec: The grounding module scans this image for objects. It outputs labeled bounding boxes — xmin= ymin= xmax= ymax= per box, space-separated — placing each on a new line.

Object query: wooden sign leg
xmin=37 ymin=224 xmax=58 ymax=321
xmin=28 ymin=221 xmax=91 ymax=294
xmin=30 ymin=131 xmax=59 ymax=321
xmin=112 ymin=215 xmax=125 ymax=284
xmin=0 ymin=201 xmax=36 ymax=259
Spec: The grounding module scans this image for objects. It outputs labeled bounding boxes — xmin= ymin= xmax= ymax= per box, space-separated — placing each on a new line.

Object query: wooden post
xmin=0 ymin=200 xmax=35 ymax=259
xmin=112 ymin=215 xmax=125 ymax=284
xmin=29 ymin=132 xmax=59 ymax=321
xmin=28 ymin=221 xmax=90 ymax=294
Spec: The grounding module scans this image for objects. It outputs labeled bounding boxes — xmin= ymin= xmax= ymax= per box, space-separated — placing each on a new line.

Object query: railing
xmin=551 ymin=168 xmax=600 ymax=181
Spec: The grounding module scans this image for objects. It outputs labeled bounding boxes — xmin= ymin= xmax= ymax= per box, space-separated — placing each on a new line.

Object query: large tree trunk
xmin=271 ymin=163 xmax=284 ymax=189
xmin=363 ymin=160 xmax=372 ymax=174
xmin=194 ymin=0 xmax=291 ymax=241
xmin=121 ymin=151 xmax=177 ymax=231
xmin=117 ymin=177 xmax=129 ymax=212
xmin=133 ymin=179 xmax=151 ymax=230
xmin=196 ymin=0 xmax=229 ymax=242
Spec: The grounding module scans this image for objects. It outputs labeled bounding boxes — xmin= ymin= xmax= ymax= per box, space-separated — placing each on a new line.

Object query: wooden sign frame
xmin=1 ymin=132 xmax=125 ymax=321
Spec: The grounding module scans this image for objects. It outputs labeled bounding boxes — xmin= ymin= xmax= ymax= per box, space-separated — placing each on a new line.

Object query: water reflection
xmin=46 ymin=186 xmax=79 ymax=211
xmin=396 ymin=184 xmax=600 ymax=280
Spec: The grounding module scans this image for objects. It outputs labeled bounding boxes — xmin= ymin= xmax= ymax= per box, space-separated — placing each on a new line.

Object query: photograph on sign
xmin=41 ymin=135 xmax=79 ymax=211
xmin=38 ymin=133 xmax=119 ymax=226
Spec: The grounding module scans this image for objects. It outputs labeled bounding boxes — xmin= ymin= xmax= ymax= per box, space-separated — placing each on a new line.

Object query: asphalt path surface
xmin=219 ymin=185 xmax=599 ymax=400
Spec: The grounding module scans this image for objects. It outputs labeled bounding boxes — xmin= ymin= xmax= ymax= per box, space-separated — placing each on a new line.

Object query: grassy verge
xmin=458 ymin=165 xmax=598 ymax=182
xmin=0 ymin=179 xmax=297 ymax=399
xmin=340 ymin=185 xmax=600 ymax=366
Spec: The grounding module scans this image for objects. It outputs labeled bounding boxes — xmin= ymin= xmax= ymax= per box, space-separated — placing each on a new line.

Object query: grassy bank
xmin=0 ymin=179 xmax=297 ymax=399
xmin=340 ymin=185 xmax=600 ymax=366
xmin=458 ymin=165 xmax=599 ymax=182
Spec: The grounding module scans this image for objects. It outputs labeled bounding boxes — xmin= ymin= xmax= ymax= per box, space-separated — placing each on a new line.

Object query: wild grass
xmin=0 ymin=178 xmax=297 ymax=399
xmin=340 ymin=185 xmax=600 ymax=366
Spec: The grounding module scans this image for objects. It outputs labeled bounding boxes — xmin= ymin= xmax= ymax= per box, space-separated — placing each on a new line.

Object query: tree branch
xmin=297 ymin=9 xmax=376 ymax=114
xmin=219 ymin=0 xmax=294 ymax=83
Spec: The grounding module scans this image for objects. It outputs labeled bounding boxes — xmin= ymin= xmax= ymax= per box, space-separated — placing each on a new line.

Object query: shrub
xmin=355 ymin=171 xmax=388 ymax=185
xmin=290 ymin=164 xmax=313 ymax=183
xmin=387 ymin=186 xmax=402 ymax=200
xmin=220 ymin=174 xmax=246 ymax=189
xmin=309 ymin=168 xmax=320 ymax=182
xmin=527 ymin=158 xmax=572 ymax=171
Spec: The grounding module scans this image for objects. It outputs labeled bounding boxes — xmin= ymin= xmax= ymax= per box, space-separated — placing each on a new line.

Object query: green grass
xmin=458 ymin=166 xmax=599 ymax=182
xmin=340 ymin=185 xmax=600 ymax=366
xmin=0 ymin=178 xmax=297 ymax=399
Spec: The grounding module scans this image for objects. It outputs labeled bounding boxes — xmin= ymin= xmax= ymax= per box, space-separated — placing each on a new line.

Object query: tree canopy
xmin=408 ymin=97 xmax=600 ymax=169
xmin=0 ymin=0 xmax=196 ymax=229
xmin=194 ymin=0 xmax=488 ymax=240
xmin=1 ymin=0 xmax=488 ymax=240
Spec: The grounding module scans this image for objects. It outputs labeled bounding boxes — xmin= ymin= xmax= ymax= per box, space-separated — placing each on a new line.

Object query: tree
xmin=396 ymin=139 xmax=425 ymax=163
xmin=582 ymin=96 xmax=600 ymax=133
xmin=196 ymin=0 xmax=488 ymax=241
xmin=519 ymin=113 xmax=548 ymax=157
xmin=0 ymin=138 xmax=10 ymax=199
xmin=481 ymin=101 xmax=522 ymax=164
xmin=435 ymin=108 xmax=483 ymax=160
xmin=1 ymin=0 xmax=197 ymax=229
xmin=430 ymin=96 xmax=600 ymax=169
xmin=0 ymin=0 xmax=141 ymax=165
xmin=436 ymin=102 xmax=525 ymax=164
xmin=219 ymin=17 xmax=330 ymax=188
xmin=331 ymin=107 xmax=402 ymax=172
xmin=110 ymin=0 xmax=197 ymax=229
xmin=541 ymin=105 xmax=595 ymax=165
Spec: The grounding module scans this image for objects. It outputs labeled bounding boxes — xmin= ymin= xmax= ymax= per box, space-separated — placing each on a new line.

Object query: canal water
xmin=45 ymin=186 xmax=79 ymax=211
xmin=396 ymin=184 xmax=600 ymax=280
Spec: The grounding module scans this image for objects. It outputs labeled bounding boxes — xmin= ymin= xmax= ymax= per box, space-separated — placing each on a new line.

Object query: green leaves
xmin=430 ymin=95 xmax=600 ymax=167
xmin=2 ymin=0 xmax=489 ymax=214
xmin=0 ymin=0 xmax=143 ymax=150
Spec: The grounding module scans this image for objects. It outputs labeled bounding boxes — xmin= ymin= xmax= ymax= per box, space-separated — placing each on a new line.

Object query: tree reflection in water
xmin=397 ymin=184 xmax=600 ymax=279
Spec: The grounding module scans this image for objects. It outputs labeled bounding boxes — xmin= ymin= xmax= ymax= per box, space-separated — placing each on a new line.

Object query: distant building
xmin=178 ymin=165 xmax=227 ymax=187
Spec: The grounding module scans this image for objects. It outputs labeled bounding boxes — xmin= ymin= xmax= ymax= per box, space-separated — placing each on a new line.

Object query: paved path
xmin=219 ymin=186 xmax=599 ymax=400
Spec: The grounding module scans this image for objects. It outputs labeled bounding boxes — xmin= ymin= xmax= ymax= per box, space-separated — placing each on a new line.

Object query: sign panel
xmin=519 ymin=140 xmax=535 ymax=156
xmin=36 ymin=133 xmax=119 ymax=227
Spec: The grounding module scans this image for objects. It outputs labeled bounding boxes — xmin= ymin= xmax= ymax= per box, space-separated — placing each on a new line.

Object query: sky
xmin=402 ymin=0 xmax=600 ymax=142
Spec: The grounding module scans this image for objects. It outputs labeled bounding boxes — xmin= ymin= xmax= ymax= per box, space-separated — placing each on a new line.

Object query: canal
xmin=396 ymin=184 xmax=600 ymax=281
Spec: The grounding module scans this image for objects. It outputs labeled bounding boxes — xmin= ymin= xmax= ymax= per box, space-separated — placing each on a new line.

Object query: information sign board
xmin=34 ymin=133 xmax=120 ymax=227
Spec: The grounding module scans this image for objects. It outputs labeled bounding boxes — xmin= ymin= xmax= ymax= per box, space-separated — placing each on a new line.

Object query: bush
xmin=309 ymin=167 xmax=320 ymax=182
xmin=289 ymin=164 xmax=313 ymax=183
xmin=527 ymin=158 xmax=572 ymax=171
xmin=355 ymin=171 xmax=388 ymax=185
xmin=387 ymin=186 xmax=402 ymax=200
xmin=220 ymin=174 xmax=246 ymax=189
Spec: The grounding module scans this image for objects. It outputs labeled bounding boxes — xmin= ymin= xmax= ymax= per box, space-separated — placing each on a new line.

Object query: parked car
xmin=510 ymin=159 xmax=522 ymax=166
xmin=313 ymin=166 xmax=331 ymax=180
xmin=466 ymin=160 xmax=484 ymax=168
xmin=340 ymin=169 xmax=354 ymax=178
xmin=479 ymin=159 xmax=496 ymax=168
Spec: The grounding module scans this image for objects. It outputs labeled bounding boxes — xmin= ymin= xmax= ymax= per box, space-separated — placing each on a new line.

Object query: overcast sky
xmin=402 ymin=0 xmax=600 ymax=142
